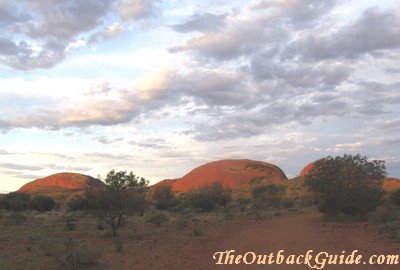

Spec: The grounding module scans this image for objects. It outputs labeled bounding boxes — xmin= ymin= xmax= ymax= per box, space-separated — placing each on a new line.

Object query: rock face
xmin=18 ymin=173 xmax=104 ymax=194
xmin=383 ymin=178 xmax=400 ymax=191
xmin=299 ymin=161 xmax=317 ymax=177
xmin=153 ymin=159 xmax=288 ymax=192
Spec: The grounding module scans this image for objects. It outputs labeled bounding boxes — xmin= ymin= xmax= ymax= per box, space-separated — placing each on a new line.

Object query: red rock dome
xmin=153 ymin=159 xmax=288 ymax=192
xmin=18 ymin=172 xmax=104 ymax=193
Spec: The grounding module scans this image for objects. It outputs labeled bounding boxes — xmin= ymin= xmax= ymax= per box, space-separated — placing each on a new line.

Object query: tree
xmin=150 ymin=185 xmax=179 ymax=210
xmin=95 ymin=170 xmax=149 ymax=237
xmin=251 ymin=184 xmax=286 ymax=218
xmin=29 ymin=195 xmax=56 ymax=212
xmin=306 ymin=154 xmax=386 ymax=216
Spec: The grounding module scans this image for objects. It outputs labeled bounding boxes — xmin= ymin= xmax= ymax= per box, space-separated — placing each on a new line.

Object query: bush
xmin=147 ymin=213 xmax=168 ymax=226
xmin=175 ymin=215 xmax=188 ymax=230
xmin=7 ymin=212 xmax=28 ymax=225
xmin=64 ymin=215 xmax=77 ymax=231
xmin=29 ymin=195 xmax=56 ymax=212
xmin=184 ymin=183 xmax=232 ymax=212
xmin=251 ymin=184 xmax=286 ymax=218
xmin=306 ymin=154 xmax=386 ymax=216
xmin=150 ymin=185 xmax=179 ymax=210
xmin=60 ymin=242 xmax=103 ymax=269
xmin=369 ymin=205 xmax=400 ymax=241
xmin=390 ymin=189 xmax=400 ymax=206
xmin=1 ymin=192 xmax=30 ymax=211
xmin=67 ymin=195 xmax=94 ymax=211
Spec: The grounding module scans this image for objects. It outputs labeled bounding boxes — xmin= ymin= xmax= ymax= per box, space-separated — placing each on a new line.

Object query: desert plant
xmin=7 ymin=212 xmax=27 ymax=225
xmin=306 ymin=154 xmax=386 ymax=216
xmin=150 ymin=185 xmax=179 ymax=210
xmin=184 ymin=183 xmax=232 ymax=212
xmin=389 ymin=189 xmax=400 ymax=206
xmin=1 ymin=192 xmax=30 ymax=211
xmin=147 ymin=213 xmax=169 ymax=226
xmin=113 ymin=237 xmax=124 ymax=253
xmin=60 ymin=240 xmax=103 ymax=269
xmin=175 ymin=215 xmax=188 ymax=230
xmin=251 ymin=184 xmax=286 ymax=218
xmin=93 ymin=170 xmax=149 ymax=237
xmin=64 ymin=215 xmax=77 ymax=231
xmin=29 ymin=195 xmax=56 ymax=212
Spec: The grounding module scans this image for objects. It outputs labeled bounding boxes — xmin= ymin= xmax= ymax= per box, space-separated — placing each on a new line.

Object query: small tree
xmin=151 ymin=185 xmax=179 ymax=210
xmin=306 ymin=154 xmax=386 ymax=216
xmin=251 ymin=184 xmax=286 ymax=218
xmin=29 ymin=195 xmax=56 ymax=212
xmin=94 ymin=170 xmax=149 ymax=237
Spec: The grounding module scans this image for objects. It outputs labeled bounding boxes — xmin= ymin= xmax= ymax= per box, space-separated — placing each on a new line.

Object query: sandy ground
xmin=99 ymin=211 xmax=399 ymax=270
xmin=1 ymin=210 xmax=399 ymax=270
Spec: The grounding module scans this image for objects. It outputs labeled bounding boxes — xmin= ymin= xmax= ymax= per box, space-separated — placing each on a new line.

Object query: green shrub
xmin=369 ymin=205 xmax=400 ymax=241
xmin=192 ymin=228 xmax=203 ymax=237
xmin=175 ymin=215 xmax=188 ymax=230
xmin=389 ymin=189 xmax=400 ymax=206
xmin=306 ymin=154 xmax=386 ymax=216
xmin=150 ymin=185 xmax=179 ymax=210
xmin=64 ymin=215 xmax=77 ymax=231
xmin=67 ymin=195 xmax=94 ymax=211
xmin=7 ymin=212 xmax=27 ymax=225
xmin=184 ymin=183 xmax=232 ymax=212
xmin=147 ymin=213 xmax=168 ymax=226
xmin=60 ymin=243 xmax=103 ymax=269
xmin=1 ymin=192 xmax=30 ymax=211
xmin=29 ymin=195 xmax=56 ymax=212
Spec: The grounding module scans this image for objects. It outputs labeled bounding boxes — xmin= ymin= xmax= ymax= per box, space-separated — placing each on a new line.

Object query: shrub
xmin=389 ymin=189 xmax=400 ymax=206
xmin=184 ymin=183 xmax=232 ymax=212
xmin=147 ymin=213 xmax=168 ymax=226
xmin=67 ymin=195 xmax=94 ymax=211
xmin=1 ymin=192 xmax=30 ymax=211
xmin=150 ymin=185 xmax=179 ymax=210
xmin=306 ymin=154 xmax=386 ymax=216
xmin=7 ymin=212 xmax=28 ymax=225
xmin=60 ymin=242 xmax=103 ymax=269
xmin=251 ymin=184 xmax=286 ymax=218
xmin=369 ymin=205 xmax=400 ymax=241
xmin=29 ymin=195 xmax=56 ymax=212
xmin=192 ymin=228 xmax=203 ymax=237
xmin=175 ymin=215 xmax=188 ymax=230
xmin=64 ymin=215 xmax=77 ymax=231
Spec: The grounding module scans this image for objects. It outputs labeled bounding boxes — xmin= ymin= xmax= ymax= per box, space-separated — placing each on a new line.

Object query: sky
xmin=1 ymin=0 xmax=400 ymax=192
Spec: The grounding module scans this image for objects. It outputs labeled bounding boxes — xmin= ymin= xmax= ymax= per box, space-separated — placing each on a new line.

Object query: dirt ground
xmin=0 ymin=210 xmax=399 ymax=270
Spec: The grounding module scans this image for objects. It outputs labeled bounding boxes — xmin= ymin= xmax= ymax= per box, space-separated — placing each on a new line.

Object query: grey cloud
xmin=0 ymin=162 xmax=43 ymax=171
xmin=251 ymin=0 xmax=338 ymax=28
xmin=169 ymin=16 xmax=288 ymax=60
xmin=284 ymin=7 xmax=400 ymax=61
xmin=171 ymin=12 xmax=226 ymax=33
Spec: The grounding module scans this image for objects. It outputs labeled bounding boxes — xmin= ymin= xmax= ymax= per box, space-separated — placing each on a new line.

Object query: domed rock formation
xmin=383 ymin=178 xmax=400 ymax=191
xmin=153 ymin=159 xmax=288 ymax=192
xmin=18 ymin=172 xmax=104 ymax=195
xmin=299 ymin=161 xmax=317 ymax=177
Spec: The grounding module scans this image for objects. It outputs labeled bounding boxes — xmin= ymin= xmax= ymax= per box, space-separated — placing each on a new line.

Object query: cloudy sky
xmin=1 ymin=0 xmax=400 ymax=192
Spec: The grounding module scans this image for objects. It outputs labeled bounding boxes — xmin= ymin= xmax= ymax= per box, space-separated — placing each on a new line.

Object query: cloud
xmin=0 ymin=162 xmax=43 ymax=171
xmin=117 ymin=0 xmax=158 ymax=21
xmin=284 ymin=7 xmax=400 ymax=61
xmin=0 ymin=0 xmax=157 ymax=70
xmin=171 ymin=12 xmax=226 ymax=33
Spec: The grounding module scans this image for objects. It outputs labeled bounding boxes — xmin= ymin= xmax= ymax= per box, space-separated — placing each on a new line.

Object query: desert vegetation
xmin=0 ymin=155 xmax=399 ymax=269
